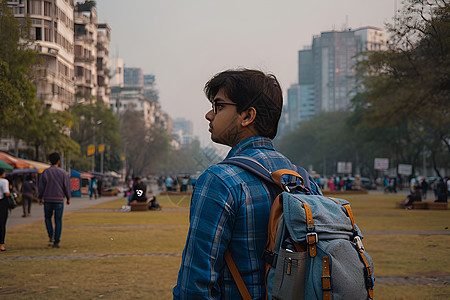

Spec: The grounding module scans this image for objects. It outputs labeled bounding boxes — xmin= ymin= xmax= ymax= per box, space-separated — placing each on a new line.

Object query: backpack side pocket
xmin=272 ymin=248 xmax=306 ymax=300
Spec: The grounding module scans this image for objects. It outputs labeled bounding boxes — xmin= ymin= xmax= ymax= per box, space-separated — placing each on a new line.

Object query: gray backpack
xmin=222 ymin=156 xmax=374 ymax=300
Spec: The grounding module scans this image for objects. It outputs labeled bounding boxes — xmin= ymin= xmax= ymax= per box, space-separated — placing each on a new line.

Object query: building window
xmin=76 ymin=66 xmax=84 ymax=77
xmin=30 ymin=0 xmax=42 ymax=15
xmin=75 ymin=45 xmax=82 ymax=57
xmin=44 ymin=27 xmax=51 ymax=42
xmin=35 ymin=27 xmax=42 ymax=40
xmin=44 ymin=1 xmax=51 ymax=17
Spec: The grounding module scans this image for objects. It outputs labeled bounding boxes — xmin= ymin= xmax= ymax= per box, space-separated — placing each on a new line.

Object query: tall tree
xmin=352 ymin=0 xmax=449 ymax=175
xmin=70 ymin=103 xmax=122 ymax=172
xmin=119 ymin=109 xmax=170 ymax=176
xmin=0 ymin=1 xmax=38 ymax=134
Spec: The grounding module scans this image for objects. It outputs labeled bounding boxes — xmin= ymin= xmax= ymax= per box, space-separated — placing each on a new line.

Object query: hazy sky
xmin=96 ymin=0 xmax=398 ymax=147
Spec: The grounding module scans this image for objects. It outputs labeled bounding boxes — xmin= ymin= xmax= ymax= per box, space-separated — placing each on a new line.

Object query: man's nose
xmin=205 ymin=109 xmax=214 ymax=121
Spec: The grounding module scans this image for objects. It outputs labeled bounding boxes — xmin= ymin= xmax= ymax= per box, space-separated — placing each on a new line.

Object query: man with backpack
xmin=173 ymin=69 xmax=320 ymax=299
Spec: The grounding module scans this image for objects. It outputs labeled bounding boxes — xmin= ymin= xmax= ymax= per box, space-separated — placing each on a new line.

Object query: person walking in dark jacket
xmin=20 ymin=175 xmax=37 ymax=217
xmin=38 ymin=153 xmax=70 ymax=248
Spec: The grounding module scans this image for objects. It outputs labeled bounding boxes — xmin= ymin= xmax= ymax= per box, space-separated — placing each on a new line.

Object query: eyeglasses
xmin=212 ymin=101 xmax=237 ymax=114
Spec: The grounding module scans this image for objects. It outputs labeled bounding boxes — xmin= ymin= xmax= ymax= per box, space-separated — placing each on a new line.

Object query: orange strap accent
xmin=224 ymin=249 xmax=252 ymax=300
xmin=265 ymin=194 xmax=284 ymax=297
xmin=358 ymin=251 xmax=374 ymax=299
xmin=303 ymin=202 xmax=317 ymax=257
xmin=344 ymin=204 xmax=373 ymax=299
xmin=266 ymin=195 xmax=284 ymax=254
xmin=343 ymin=204 xmax=356 ymax=231
xmin=303 ymin=202 xmax=314 ymax=228
xmin=271 ymin=169 xmax=303 ymax=190
xmin=322 ymin=256 xmax=331 ymax=300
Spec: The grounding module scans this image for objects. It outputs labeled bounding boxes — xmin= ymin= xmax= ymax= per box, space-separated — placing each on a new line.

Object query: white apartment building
xmin=74 ymin=1 xmax=97 ymax=104
xmin=354 ymin=26 xmax=386 ymax=52
xmin=8 ymin=0 xmax=76 ymax=111
xmin=96 ymin=23 xmax=111 ymax=105
xmin=109 ymin=57 xmax=124 ymax=87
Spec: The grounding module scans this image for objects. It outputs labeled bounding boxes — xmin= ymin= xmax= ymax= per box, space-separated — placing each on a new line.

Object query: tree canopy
xmin=279 ymin=0 xmax=449 ymax=178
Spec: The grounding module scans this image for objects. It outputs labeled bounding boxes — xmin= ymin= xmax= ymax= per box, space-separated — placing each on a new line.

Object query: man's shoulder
xmin=43 ymin=167 xmax=67 ymax=176
xmin=204 ymin=151 xmax=292 ymax=184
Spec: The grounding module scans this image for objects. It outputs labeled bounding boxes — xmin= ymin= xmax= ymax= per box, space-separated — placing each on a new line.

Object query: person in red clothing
xmin=38 ymin=153 xmax=70 ymax=248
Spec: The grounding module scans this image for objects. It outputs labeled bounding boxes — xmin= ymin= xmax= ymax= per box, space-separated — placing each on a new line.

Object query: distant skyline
xmin=96 ymin=0 xmax=398 ymax=147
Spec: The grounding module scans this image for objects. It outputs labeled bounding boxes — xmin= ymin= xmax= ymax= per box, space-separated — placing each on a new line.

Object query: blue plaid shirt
xmin=173 ymin=136 xmax=320 ymax=299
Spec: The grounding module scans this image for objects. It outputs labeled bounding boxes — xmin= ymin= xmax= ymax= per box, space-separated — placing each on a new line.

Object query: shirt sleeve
xmin=38 ymin=172 xmax=47 ymax=199
xmin=173 ymin=169 xmax=238 ymax=300
xmin=1 ymin=180 xmax=9 ymax=196
xmin=64 ymin=173 xmax=71 ymax=199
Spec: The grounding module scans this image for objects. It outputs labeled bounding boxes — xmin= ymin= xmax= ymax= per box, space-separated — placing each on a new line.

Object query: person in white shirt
xmin=0 ymin=168 xmax=11 ymax=252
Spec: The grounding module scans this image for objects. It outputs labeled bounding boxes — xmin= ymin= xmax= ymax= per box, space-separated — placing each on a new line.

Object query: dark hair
xmin=204 ymin=69 xmax=283 ymax=139
xmin=0 ymin=168 xmax=4 ymax=176
xmin=26 ymin=175 xmax=33 ymax=181
xmin=48 ymin=152 xmax=60 ymax=165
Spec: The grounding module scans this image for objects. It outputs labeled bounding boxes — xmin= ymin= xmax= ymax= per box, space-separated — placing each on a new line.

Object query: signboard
xmin=374 ymin=158 xmax=389 ymax=170
xmin=87 ymin=144 xmax=95 ymax=156
xmin=98 ymin=144 xmax=105 ymax=153
xmin=398 ymin=164 xmax=412 ymax=175
xmin=337 ymin=162 xmax=352 ymax=174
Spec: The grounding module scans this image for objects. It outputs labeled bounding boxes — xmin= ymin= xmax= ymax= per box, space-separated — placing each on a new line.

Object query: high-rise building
xmin=298 ymin=48 xmax=315 ymax=122
xmin=124 ymin=67 xmax=143 ymax=87
xmin=110 ymin=67 xmax=170 ymax=136
xmin=281 ymin=26 xmax=386 ymax=135
xmin=8 ymin=0 xmax=76 ymax=111
xmin=311 ymin=29 xmax=361 ymax=112
xmin=109 ymin=57 xmax=124 ymax=88
xmin=310 ymin=27 xmax=385 ymax=113
xmin=173 ymin=118 xmax=194 ymax=146
xmin=74 ymin=2 xmax=98 ymax=104
xmin=286 ymin=84 xmax=301 ymax=132
xmin=354 ymin=26 xmax=386 ymax=52
xmin=143 ymin=74 xmax=158 ymax=102
xmin=96 ymin=23 xmax=111 ymax=105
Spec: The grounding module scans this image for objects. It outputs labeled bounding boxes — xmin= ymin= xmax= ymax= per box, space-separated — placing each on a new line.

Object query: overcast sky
xmin=96 ymin=0 xmax=398 ymax=147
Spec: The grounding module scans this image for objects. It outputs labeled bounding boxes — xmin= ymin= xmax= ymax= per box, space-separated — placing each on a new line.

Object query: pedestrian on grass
xmin=173 ymin=69 xmax=320 ymax=299
xmin=165 ymin=176 xmax=173 ymax=192
xmin=421 ymin=178 xmax=429 ymax=200
xmin=89 ymin=176 xmax=98 ymax=200
xmin=0 ymin=168 xmax=11 ymax=252
xmin=20 ymin=174 xmax=37 ymax=217
xmin=328 ymin=177 xmax=335 ymax=191
xmin=97 ymin=177 xmax=103 ymax=198
xmin=38 ymin=152 xmax=70 ymax=248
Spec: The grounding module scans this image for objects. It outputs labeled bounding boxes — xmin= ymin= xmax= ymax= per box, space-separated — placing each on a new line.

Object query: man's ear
xmin=240 ymin=107 xmax=257 ymax=127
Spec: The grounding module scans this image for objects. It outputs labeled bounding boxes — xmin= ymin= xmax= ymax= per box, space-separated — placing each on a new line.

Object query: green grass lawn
xmin=0 ymin=193 xmax=449 ymax=299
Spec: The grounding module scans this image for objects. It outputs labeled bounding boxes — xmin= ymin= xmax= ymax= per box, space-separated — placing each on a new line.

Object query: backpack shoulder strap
xmin=224 ymin=249 xmax=252 ymax=300
xmin=220 ymin=156 xmax=312 ymax=192
xmin=220 ymin=156 xmax=275 ymax=185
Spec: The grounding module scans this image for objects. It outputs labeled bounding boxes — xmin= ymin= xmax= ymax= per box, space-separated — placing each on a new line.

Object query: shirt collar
xmin=225 ymin=136 xmax=275 ymax=159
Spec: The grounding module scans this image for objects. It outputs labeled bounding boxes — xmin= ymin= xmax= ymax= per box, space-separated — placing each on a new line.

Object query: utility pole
xmin=100 ymin=136 xmax=104 ymax=174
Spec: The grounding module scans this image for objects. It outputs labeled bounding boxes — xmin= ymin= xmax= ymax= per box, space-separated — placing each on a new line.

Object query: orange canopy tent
xmin=0 ymin=152 xmax=31 ymax=169
xmin=18 ymin=158 xmax=50 ymax=173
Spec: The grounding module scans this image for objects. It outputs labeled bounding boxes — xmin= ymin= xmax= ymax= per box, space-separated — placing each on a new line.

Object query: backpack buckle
xmin=306 ymin=232 xmax=318 ymax=245
xmin=353 ymin=236 xmax=365 ymax=252
xmin=321 ymin=276 xmax=331 ymax=291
